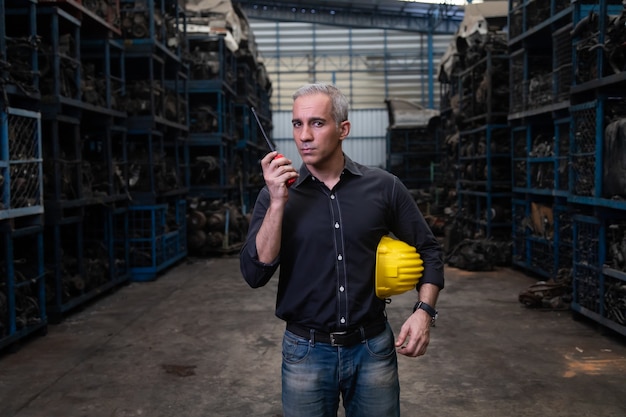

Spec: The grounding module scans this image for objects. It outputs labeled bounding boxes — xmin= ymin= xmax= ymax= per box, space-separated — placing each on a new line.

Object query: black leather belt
xmin=286 ymin=319 xmax=387 ymax=347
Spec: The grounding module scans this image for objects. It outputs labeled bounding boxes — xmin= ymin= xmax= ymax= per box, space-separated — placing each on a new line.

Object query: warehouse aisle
xmin=1 ymin=257 xmax=625 ymax=417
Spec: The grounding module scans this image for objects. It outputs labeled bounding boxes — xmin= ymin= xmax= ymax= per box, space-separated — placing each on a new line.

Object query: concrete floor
xmin=1 ymin=256 xmax=625 ymax=417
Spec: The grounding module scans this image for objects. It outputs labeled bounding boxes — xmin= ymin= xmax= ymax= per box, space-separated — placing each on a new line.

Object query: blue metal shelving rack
xmin=566 ymin=0 xmax=626 ymax=335
xmin=29 ymin=1 xmax=134 ymax=320
xmin=508 ymin=0 xmax=576 ymax=281
xmin=0 ymin=108 xmax=47 ymax=350
xmin=386 ymin=127 xmax=441 ymax=192
xmin=508 ymin=0 xmax=626 ymax=335
xmin=0 ymin=216 xmax=47 ymax=351
xmin=185 ymin=32 xmax=237 ymax=201
xmin=119 ymin=1 xmax=189 ymax=280
xmin=0 ymin=0 xmax=48 ymax=351
xmin=128 ymin=200 xmax=187 ymax=281
xmin=182 ymin=10 xmax=270 ymax=254
xmin=456 ymin=124 xmax=512 ymax=240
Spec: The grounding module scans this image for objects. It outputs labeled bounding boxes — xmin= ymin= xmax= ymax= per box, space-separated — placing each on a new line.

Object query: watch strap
xmin=413 ymin=301 xmax=438 ymax=322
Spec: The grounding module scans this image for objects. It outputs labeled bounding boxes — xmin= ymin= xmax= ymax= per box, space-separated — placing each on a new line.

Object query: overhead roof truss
xmin=236 ymin=1 xmax=463 ymax=34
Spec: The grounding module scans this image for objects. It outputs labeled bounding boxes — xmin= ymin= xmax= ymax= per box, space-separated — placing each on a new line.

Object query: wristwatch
xmin=413 ymin=301 xmax=438 ymax=326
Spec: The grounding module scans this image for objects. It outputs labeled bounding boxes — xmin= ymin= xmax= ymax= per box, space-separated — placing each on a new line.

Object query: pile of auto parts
xmin=120 ymin=2 xmax=179 ymax=49
xmin=187 ymin=198 xmax=249 ymax=255
xmin=573 ymin=6 xmax=626 ymax=83
xmin=2 ymin=260 xmax=43 ymax=330
xmin=445 ymin=237 xmax=511 ymax=271
xmin=81 ymin=62 xmax=107 ymax=107
xmin=83 ymin=0 xmax=120 ymax=26
xmin=605 ymin=221 xmax=626 ymax=325
xmin=4 ymin=35 xmax=40 ymax=96
xmin=518 ymin=278 xmax=571 ymax=310
xmin=39 ymin=33 xmax=79 ymax=99
xmin=603 ymin=117 xmax=626 ymax=200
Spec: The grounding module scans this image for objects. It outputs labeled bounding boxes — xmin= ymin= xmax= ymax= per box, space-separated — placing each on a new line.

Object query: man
xmin=240 ymin=83 xmax=444 ymax=417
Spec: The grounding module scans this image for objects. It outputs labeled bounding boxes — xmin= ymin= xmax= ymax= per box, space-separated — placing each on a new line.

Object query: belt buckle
xmin=329 ymin=331 xmax=348 ymax=347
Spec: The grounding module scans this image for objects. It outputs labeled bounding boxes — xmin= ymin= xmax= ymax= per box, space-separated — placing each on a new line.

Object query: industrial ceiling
xmin=236 ymin=0 xmax=470 ymax=33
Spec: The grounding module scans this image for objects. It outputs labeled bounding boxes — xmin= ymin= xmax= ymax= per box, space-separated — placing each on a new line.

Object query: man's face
xmin=292 ymin=93 xmax=349 ymax=168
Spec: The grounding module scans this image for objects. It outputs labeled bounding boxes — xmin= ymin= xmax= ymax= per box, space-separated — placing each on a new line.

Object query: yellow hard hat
xmin=375 ymin=235 xmax=424 ymax=299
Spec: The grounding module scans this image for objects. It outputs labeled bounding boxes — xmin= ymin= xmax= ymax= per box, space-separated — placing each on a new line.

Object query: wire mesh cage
xmin=570 ymin=101 xmax=597 ymax=197
xmin=509 ymin=49 xmax=525 ymax=112
xmin=553 ymin=24 xmax=573 ymax=103
xmin=1 ymin=108 xmax=43 ymax=218
xmin=512 ymin=199 xmax=527 ymax=266
xmin=573 ymin=214 xmax=601 ymax=314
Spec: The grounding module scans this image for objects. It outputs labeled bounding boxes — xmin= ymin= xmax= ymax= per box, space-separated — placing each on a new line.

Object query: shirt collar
xmin=293 ymin=154 xmax=363 ymax=188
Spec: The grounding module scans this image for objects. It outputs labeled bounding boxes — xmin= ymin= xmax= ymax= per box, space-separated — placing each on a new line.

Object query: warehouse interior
xmin=1 ymin=0 xmax=626 ymax=415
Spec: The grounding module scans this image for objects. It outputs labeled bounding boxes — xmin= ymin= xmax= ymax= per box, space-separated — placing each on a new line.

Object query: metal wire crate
xmin=570 ymin=100 xmax=598 ymax=197
xmin=128 ymin=200 xmax=186 ymax=281
xmin=0 ymin=107 xmax=44 ymax=220
xmin=572 ymin=214 xmax=601 ymax=314
xmin=0 ymin=217 xmax=47 ymax=351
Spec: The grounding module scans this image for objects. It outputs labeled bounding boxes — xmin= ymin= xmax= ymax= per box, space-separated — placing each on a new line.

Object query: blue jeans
xmin=281 ymin=323 xmax=400 ymax=417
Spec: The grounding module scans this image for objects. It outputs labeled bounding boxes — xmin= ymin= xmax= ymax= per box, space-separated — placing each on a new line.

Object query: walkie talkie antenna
xmin=250 ymin=106 xmax=296 ymax=187
xmin=251 ymin=107 xmax=275 ymax=152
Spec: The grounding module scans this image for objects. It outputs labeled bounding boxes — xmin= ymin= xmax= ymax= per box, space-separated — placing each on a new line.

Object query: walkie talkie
xmin=251 ymin=107 xmax=296 ymax=187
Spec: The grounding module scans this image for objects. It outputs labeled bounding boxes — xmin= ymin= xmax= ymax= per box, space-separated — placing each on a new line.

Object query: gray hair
xmin=292 ymin=83 xmax=349 ymax=128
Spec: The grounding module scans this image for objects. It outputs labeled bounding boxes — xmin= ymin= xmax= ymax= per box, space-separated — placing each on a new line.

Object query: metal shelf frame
xmin=572 ymin=210 xmax=626 ymax=336
xmin=456 ymin=124 xmax=512 ymax=240
xmin=0 ymin=215 xmax=47 ymax=351
xmin=128 ymin=200 xmax=187 ymax=282
xmin=0 ymin=107 xmax=44 ymax=220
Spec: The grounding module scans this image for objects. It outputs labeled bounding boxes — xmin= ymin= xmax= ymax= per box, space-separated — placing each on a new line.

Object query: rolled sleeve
xmin=239 ymin=187 xmax=280 ymax=288
xmin=240 ymin=237 xmax=279 ymax=288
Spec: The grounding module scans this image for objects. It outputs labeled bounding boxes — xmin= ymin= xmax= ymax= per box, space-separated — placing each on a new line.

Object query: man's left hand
xmin=395 ymin=308 xmax=432 ymax=357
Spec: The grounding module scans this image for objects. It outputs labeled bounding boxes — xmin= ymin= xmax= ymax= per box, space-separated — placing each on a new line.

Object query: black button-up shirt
xmin=240 ymin=155 xmax=444 ymax=333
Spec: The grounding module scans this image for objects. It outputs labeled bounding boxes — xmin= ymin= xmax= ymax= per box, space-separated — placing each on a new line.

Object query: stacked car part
xmin=384 ymin=98 xmax=441 ymax=210
xmin=1 ymin=0 xmax=268 ymax=349
xmin=568 ymin=0 xmax=626 ymax=336
xmin=181 ymin=1 xmax=269 ymax=255
xmin=508 ymin=0 xmax=626 ymax=336
xmin=508 ymin=0 xmax=574 ymax=289
xmin=437 ymin=8 xmax=512 ymax=262
xmin=120 ymin=0 xmax=188 ymax=281
xmin=0 ymin=0 xmax=47 ymax=350
xmin=32 ymin=2 xmax=131 ymax=321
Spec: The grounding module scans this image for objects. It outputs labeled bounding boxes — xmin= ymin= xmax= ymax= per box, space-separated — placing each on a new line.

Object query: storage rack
xmin=455 ymin=46 xmax=512 ymax=242
xmin=0 ymin=108 xmax=47 ymax=350
xmin=185 ymin=33 xmax=237 ymax=200
xmin=508 ymin=0 xmax=626 ymax=335
xmin=387 ymin=126 xmax=441 ymax=192
xmin=567 ymin=0 xmax=626 ymax=335
xmin=183 ymin=6 xmax=270 ymax=255
xmin=234 ymin=39 xmax=272 ymax=211
xmin=31 ymin=1 xmax=133 ymax=320
xmin=508 ymin=0 xmax=574 ymax=281
xmin=435 ymin=78 xmax=462 ymax=233
xmin=0 ymin=0 xmax=272 ymax=342
xmin=456 ymin=123 xmax=512 ymax=240
xmin=1 ymin=0 xmax=47 ymax=349
xmin=120 ymin=0 xmax=188 ymax=281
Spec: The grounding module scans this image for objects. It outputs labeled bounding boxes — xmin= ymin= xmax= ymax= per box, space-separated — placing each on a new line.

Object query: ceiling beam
xmin=236 ymin=1 xmax=463 ymax=34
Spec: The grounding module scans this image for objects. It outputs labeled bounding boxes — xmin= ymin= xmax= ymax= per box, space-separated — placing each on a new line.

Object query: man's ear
xmin=339 ymin=120 xmax=351 ymax=141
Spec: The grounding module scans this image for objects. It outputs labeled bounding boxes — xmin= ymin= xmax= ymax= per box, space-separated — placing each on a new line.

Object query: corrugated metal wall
xmin=248 ymin=18 xmax=453 ymax=170
xmin=273 ymin=109 xmax=388 ymax=169
xmin=249 ymin=20 xmax=453 ymax=112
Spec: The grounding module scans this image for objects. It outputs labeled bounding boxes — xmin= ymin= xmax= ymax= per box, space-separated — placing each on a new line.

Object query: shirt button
xmin=339 ymin=286 xmax=345 ymax=292
xmin=331 ymin=194 xmax=335 ymax=199
xmin=340 ymin=317 xmax=346 ymax=324
xmin=334 ymin=222 xmax=339 ymax=229
xmin=338 ymin=254 xmax=343 ymax=261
